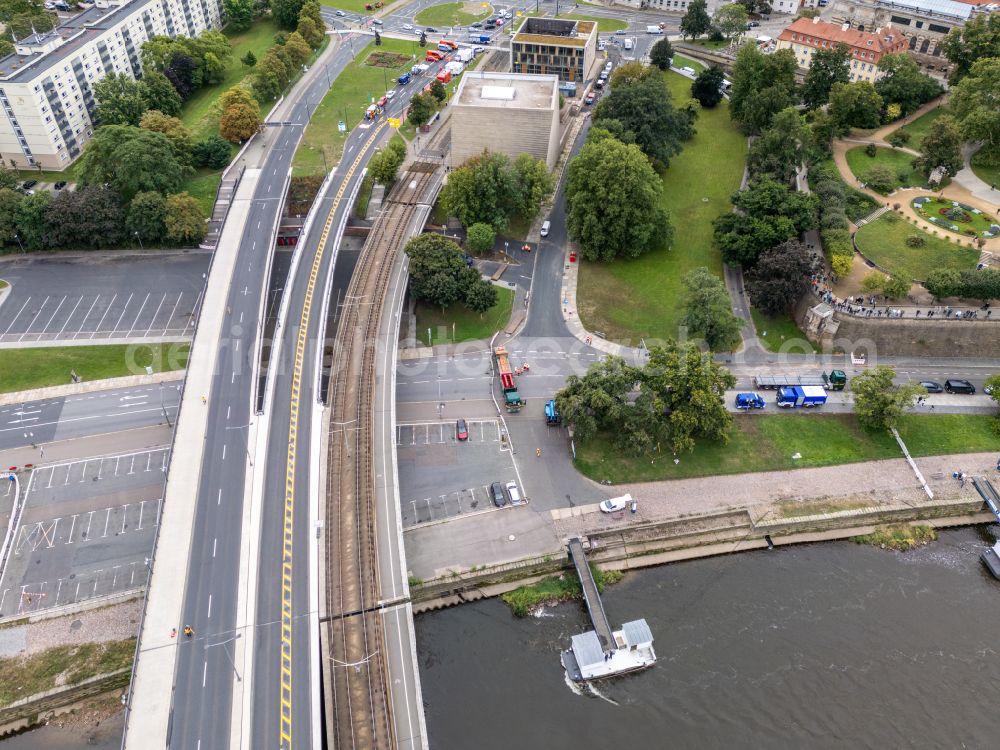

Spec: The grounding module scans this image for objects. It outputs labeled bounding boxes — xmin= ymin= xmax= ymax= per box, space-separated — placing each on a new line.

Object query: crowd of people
xmin=810 ymin=277 xmax=993 ymax=320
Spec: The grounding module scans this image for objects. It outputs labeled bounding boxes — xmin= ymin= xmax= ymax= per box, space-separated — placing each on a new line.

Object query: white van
xmin=623 ymin=38 xmax=634 ymax=51
xmin=540 ymin=220 xmax=551 ymax=237
xmin=600 ymin=494 xmax=633 ymax=513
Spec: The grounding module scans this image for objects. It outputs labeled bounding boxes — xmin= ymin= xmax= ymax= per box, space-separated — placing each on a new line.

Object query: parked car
xmin=54 ymin=181 xmax=67 ymax=190
xmin=384 ymin=89 xmax=396 ymax=99
xmin=490 ymin=482 xmax=507 ymax=507
xmin=505 ymin=481 xmax=521 ymax=505
xmin=614 ymin=28 xmax=626 ymax=35
xmin=402 ymin=23 xmax=413 ymax=30
xmin=372 ymin=18 xmax=383 ymax=25
xmin=456 ymin=418 xmax=468 ymax=441
xmin=425 ymin=26 xmax=437 ymax=32
xmin=600 ymin=494 xmax=632 ymax=513
xmin=594 ymin=78 xmax=605 ymax=89
xmin=21 ymin=180 xmax=37 ymax=190
xmin=584 ymin=92 xmax=595 ymax=105
xmin=470 ymin=21 xmax=483 ymax=28
xmin=945 ymin=379 xmax=975 ymax=394
xmin=540 ymin=220 xmax=550 ymax=237
xmin=985 ymin=383 xmax=994 ymax=396
xmin=919 ymin=381 xmax=943 ymax=393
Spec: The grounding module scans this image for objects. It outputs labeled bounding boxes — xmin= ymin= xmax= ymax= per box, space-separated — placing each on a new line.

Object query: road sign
xmin=338 ymin=120 xmax=347 ymax=132
xmin=388 ymin=117 xmax=401 ymax=128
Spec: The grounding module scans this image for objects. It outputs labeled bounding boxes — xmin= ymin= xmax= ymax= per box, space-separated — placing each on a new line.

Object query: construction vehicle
xmin=776 ymin=385 xmax=828 ymax=408
xmin=494 ymin=345 xmax=523 ymax=412
xmin=753 ymin=370 xmax=847 ymax=391
xmin=545 ymin=399 xmax=560 ymax=424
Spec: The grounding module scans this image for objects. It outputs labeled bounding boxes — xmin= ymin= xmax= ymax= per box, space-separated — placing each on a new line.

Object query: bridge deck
xmin=568 ymin=537 xmax=614 ymax=651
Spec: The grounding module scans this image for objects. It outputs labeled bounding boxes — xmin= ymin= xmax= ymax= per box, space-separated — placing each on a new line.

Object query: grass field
xmin=845 ymin=145 xmax=926 ymax=194
xmin=574 ymin=413 xmax=999 ymax=483
xmin=671 ymin=54 xmax=706 ymax=72
xmin=576 ymin=69 xmax=746 ymax=346
xmin=0 ymin=639 xmax=135 ymax=707
xmin=414 ymin=1 xmax=490 ymax=28
xmin=751 ymin=308 xmax=817 ymax=354
xmin=854 ymin=213 xmax=980 ymax=280
xmin=971 ymin=152 xmax=1000 ymax=191
xmin=557 ymin=13 xmax=627 ymax=33
xmin=415 ymin=285 xmax=514 ymax=345
xmin=0 ymin=343 xmax=189 ymax=394
xmin=319 ymin=0 xmax=373 ymax=12
xmin=890 ymin=106 xmax=945 ymax=150
xmin=293 ymin=39 xmax=425 ymax=176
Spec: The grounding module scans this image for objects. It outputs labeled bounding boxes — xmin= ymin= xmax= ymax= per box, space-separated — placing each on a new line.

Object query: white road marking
xmin=91 ymin=293 xmax=118 ymax=338
xmin=109 ymin=292 xmax=135 ymax=336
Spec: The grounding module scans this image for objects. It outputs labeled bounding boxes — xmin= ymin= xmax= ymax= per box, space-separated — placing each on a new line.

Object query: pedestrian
xmin=536 ymin=447 xmax=541 ymax=457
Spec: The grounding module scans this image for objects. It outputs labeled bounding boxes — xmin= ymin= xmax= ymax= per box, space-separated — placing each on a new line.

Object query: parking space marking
xmin=56 ymin=295 xmax=84 ymax=337
xmin=18 ymin=295 xmax=51 ymax=341
xmin=0 ymin=559 xmax=150 ymax=616
xmin=72 ymin=295 xmax=101 ymax=338
xmin=126 ymin=293 xmax=151 ymax=337
xmin=90 ymin=293 xmax=118 ymax=339
xmin=109 ymin=292 xmax=135 ymax=337
xmin=2 ymin=297 xmax=32 ymax=335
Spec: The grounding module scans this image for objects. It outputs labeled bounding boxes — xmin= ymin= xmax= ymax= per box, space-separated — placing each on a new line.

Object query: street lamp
xmin=13 ymin=233 xmax=24 ymax=254
xmin=159 ymin=382 xmax=173 ymax=428
xmin=225 ymin=423 xmax=254 ymax=466
xmin=134 ymin=231 xmax=143 ymax=251
xmin=205 ymin=633 xmax=242 ymax=682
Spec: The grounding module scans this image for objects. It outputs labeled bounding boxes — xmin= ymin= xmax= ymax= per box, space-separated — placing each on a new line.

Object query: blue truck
xmin=545 ymin=399 xmax=561 ymax=424
xmin=735 ymin=392 xmax=765 ymax=410
xmin=469 ymin=33 xmax=491 ymax=43
xmin=776 ymin=385 xmax=828 ymax=408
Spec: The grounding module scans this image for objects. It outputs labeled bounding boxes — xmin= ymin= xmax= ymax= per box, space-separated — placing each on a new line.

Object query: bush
xmin=905 ymin=234 xmax=925 ymax=247
xmin=865 ymin=164 xmax=896 ymax=193
xmin=865 ymin=143 xmax=877 ymax=157
xmin=887 ymin=130 xmax=910 ymax=148
xmin=192 ymin=135 xmax=232 ymax=169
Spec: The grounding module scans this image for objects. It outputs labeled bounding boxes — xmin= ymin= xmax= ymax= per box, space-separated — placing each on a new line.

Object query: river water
xmin=416 ymin=527 xmax=1000 ymax=749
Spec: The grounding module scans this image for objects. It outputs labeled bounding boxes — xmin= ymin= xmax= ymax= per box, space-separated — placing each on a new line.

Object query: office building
xmin=510 ymin=17 xmax=598 ymax=83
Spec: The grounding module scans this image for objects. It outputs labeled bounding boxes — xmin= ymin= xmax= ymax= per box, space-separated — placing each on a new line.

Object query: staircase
xmin=855 ymin=205 xmax=890 ymax=227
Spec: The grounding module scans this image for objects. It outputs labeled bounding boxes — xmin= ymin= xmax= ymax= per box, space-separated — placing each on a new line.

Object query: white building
xmin=0 ymin=0 xmax=224 ymax=171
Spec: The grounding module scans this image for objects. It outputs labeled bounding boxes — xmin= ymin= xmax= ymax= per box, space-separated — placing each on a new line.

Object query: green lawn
xmin=557 ymin=13 xmax=627 ymax=33
xmin=576 ymin=69 xmax=747 ymax=346
xmin=845 ymin=145 xmax=926 ymax=194
xmin=911 ymin=197 xmax=995 ymax=237
xmin=890 ymin=106 xmax=945 ymax=150
xmin=671 ymin=53 xmax=706 ymax=72
xmin=751 ymin=308 xmax=817 ymax=354
xmin=293 ymin=39 xmax=425 ymax=176
xmin=854 ymin=213 xmax=980 ymax=281
xmin=971 ymin=152 xmax=1000 ymax=191
xmin=319 ymin=0 xmax=375 ymax=12
xmin=414 ymin=1 xmax=490 ymax=28
xmin=690 ymin=38 xmax=731 ymax=50
xmin=415 ymin=285 xmax=514 ymax=345
xmin=574 ymin=413 xmax=998 ymax=483
xmin=0 ymin=344 xmax=189 ymax=394
xmin=14 ymin=165 xmax=79 ymax=182
xmin=0 ymin=639 xmax=135 ymax=707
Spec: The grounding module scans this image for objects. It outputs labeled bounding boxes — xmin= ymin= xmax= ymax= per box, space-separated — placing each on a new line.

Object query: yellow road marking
xmin=279 ymin=121 xmax=388 ymax=749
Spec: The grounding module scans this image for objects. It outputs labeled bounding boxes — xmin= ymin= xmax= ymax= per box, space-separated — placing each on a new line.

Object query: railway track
xmin=325 ymin=164 xmax=437 ymax=750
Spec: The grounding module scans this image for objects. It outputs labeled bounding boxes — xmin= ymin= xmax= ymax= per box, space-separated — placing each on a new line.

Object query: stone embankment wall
xmin=0 ymin=669 xmax=129 ymax=737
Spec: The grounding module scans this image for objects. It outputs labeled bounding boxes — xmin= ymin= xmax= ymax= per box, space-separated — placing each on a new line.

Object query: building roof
xmin=778 ymin=17 xmax=907 ymax=56
xmin=570 ymin=630 xmax=605 ymax=669
xmin=877 ymin=0 xmax=972 ymax=20
xmin=621 ymin=619 xmax=654 ymax=647
xmin=455 ymin=70 xmax=558 ymax=110
xmin=512 ymin=17 xmax=596 ymax=47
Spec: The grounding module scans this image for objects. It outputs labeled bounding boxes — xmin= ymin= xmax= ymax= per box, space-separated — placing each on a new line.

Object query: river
xmin=416 ymin=527 xmax=1000 ymax=749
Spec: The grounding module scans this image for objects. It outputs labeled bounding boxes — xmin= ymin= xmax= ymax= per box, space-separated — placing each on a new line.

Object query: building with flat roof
xmin=776 ymin=16 xmax=909 ymax=82
xmin=449 ymin=70 xmax=560 ymax=170
xmin=0 ymin=0 xmax=224 ymax=170
xmin=510 ymin=17 xmax=597 ymax=83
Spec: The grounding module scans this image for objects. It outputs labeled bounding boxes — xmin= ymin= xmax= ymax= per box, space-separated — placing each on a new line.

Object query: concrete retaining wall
xmin=0 ymin=669 xmax=129 ymax=737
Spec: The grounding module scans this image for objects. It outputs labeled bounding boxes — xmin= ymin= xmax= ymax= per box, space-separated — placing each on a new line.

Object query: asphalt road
xmin=0 ymin=382 xmax=181 ymax=453
xmin=0 ymin=252 xmax=209 ymax=343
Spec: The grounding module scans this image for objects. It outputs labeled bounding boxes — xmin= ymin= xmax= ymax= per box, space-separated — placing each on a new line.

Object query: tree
xmin=958 ymin=268 xmax=1000 ymax=302
xmin=510 ymin=152 xmax=553 ymax=220
xmin=852 ymin=365 xmax=924 ymax=431
xmin=139 ymin=110 xmax=193 ymax=165
xmin=941 ymin=13 xmax=1000 ymax=82
xmin=441 ymin=151 xmax=518 ymax=230
xmin=93 ymin=72 xmax=150 ymax=126
xmin=463 ymin=277 xmax=498 ymax=314
xmin=193 ymin=135 xmax=232 ymax=169
xmin=746 ymin=107 xmax=812 ymax=183
xmin=466 ymin=222 xmax=495 ymax=254
xmin=565 ymin=131 xmax=671 ymax=261
xmin=882 ymin=272 xmax=911 ymax=300
xmin=219 ymin=102 xmax=262 ymax=143
xmin=219 ymin=85 xmax=259 ymax=113
xmin=801 ymin=43 xmax=850 ymax=109
xmin=282 ymin=32 xmax=312 ymax=68
xmin=729 ymin=45 xmax=798 ymax=133
xmin=863 ymin=164 xmax=896 ymax=193
xmin=299 ymin=0 xmax=324 ymax=30
xmin=949 ymin=57 xmax=1000 ymax=166
xmin=680 ymin=0 xmax=712 ymax=40
xmin=594 ymin=73 xmax=695 ymax=167
xmin=0 ymin=39 xmax=13 ymax=59
xmin=746 ymin=240 xmax=815 ymax=314
xmin=732 ymin=176 xmax=818 ymax=232
xmin=77 ymin=126 xmax=188 ymax=202
xmin=984 ymin=374 xmax=1000 ymax=410
xmin=924 ymin=268 xmax=962 ymax=300
xmin=714 ymin=3 xmax=748 ymax=39
xmin=609 ymin=61 xmax=654 ymax=88
xmin=223 ymin=0 xmax=255 ymax=31
xmin=252 ymin=56 xmax=284 ymax=101
xmin=737 ymin=0 xmax=771 ymax=14
xmin=0 ymin=167 xmax=17 ymax=191
xmin=141 ymin=71 xmax=183 ymax=117
xmin=271 ymin=0 xmax=305 ymax=28
xmin=45 ymin=186 xmax=126 ymax=248
xmin=875 ymin=54 xmax=942 ymax=115
xmin=127 ymin=191 xmax=168 ymax=245
xmin=0 ymin=187 xmax=21 ymax=243
xmin=404 ymin=233 xmax=472 ymax=309
xmin=406 ymin=92 xmax=436 ymax=128
xmin=681 ymin=267 xmax=743 ymax=351
xmin=915 ymin=114 xmax=963 ymax=176
xmin=555 ymin=356 xmax=642 ymax=446
xmin=691 ymin=66 xmax=724 ymax=108
xmin=860 ymin=271 xmax=886 ymax=294
xmin=163 ymin=51 xmax=197 ymax=99
xmin=828 ymin=81 xmax=883 ymax=132
xmin=164 ymin=192 xmax=207 ymax=245
xmin=14 ymin=191 xmax=51 ymax=250
xmin=242 ymin=50 xmax=257 ymax=67
xmin=649 ymin=38 xmax=674 ymax=71
xmin=429 ymin=79 xmax=446 ymax=102
xmin=297 ymin=17 xmax=324 ymax=49
xmin=368 ymin=139 xmax=406 ymax=185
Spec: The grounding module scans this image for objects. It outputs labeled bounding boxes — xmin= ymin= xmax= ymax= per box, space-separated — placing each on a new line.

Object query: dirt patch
xmin=366 ymin=52 xmax=410 ymax=69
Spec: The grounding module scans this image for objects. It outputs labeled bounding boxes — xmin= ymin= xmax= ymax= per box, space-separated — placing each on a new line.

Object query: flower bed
xmin=910 ymin=197 xmax=995 ymax=238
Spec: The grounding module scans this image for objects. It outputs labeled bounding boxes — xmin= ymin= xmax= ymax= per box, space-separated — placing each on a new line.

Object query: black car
xmin=919 ymin=381 xmax=943 ymax=393
xmin=945 ymin=379 xmax=975 ymax=394
xmin=425 ymin=26 xmax=437 ymax=32
xmin=54 ymin=180 xmax=67 ymax=190
xmin=470 ymin=21 xmax=482 ymax=28
xmin=21 ymin=179 xmax=37 ymax=190
xmin=490 ymin=482 xmax=506 ymax=507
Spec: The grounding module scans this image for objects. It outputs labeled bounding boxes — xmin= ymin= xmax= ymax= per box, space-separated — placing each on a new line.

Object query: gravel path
xmin=0 ymin=598 xmax=141 ymax=658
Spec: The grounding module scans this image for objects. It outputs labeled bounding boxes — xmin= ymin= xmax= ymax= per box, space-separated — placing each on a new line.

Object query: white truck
xmin=456 ymin=48 xmax=473 ymax=63
xmin=623 ymin=38 xmax=634 ymax=50
xmin=646 ymin=25 xmax=663 ymax=34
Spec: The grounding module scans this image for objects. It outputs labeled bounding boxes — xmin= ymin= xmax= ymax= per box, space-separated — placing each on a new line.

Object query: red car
xmin=456 ymin=419 xmax=469 ymax=441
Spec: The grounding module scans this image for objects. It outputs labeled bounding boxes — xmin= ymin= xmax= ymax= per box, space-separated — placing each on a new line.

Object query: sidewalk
xmin=955 ymin=142 xmax=1000 ymax=206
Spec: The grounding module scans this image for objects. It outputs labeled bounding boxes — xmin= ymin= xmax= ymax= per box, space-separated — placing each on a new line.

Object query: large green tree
xmin=949 ymin=57 xmax=1000 ymax=166
xmin=691 ymin=66 xmax=725 ymax=108
xmin=406 ymin=92 xmax=436 ymax=128
xmin=510 ymin=152 xmax=554 ymax=220
xmin=14 ymin=191 xmax=51 ymax=250
xmin=915 ymin=113 xmax=964 ymax=176
xmin=680 ymin=0 xmax=712 ymax=40
xmin=45 ymin=186 xmax=126 ymax=248
xmin=76 ymin=126 xmax=189 ymax=202
xmin=941 ymin=13 xmax=1000 ymax=82
xmin=828 ymin=81 xmax=883 ymax=132
xmin=141 ymin=71 xmax=183 ymax=117
xmin=924 ymin=268 xmax=962 ymax=299
xmin=594 ymin=71 xmax=695 ymax=167
xmin=565 ymin=130 xmax=671 ymax=261
xmin=746 ymin=107 xmax=812 ymax=183
xmin=555 ymin=356 xmax=643 ymax=448
xmin=801 ymin=43 xmax=850 ymax=109
xmin=403 ymin=232 xmax=493 ymax=311
xmin=164 ymin=192 xmax=207 ymax=245
xmin=874 ymin=54 xmax=941 ymax=115
xmin=714 ymin=2 xmax=748 ymax=39
xmin=0 ymin=187 xmax=21 ymax=244
xmin=680 ymin=267 xmax=743 ymax=351
xmin=271 ymin=0 xmax=306 ymax=29
xmin=94 ymin=73 xmax=150 ymax=126
xmin=746 ymin=239 xmax=815 ymax=315
xmin=441 ymin=151 xmax=518 ymax=230
xmin=139 ymin=110 xmax=193 ymax=165
xmin=729 ymin=44 xmax=798 ymax=133
xmin=368 ymin=139 xmax=406 ymax=185
xmin=222 ymin=0 xmax=255 ymax=31
xmin=127 ymin=191 xmax=168 ymax=245
xmin=649 ymin=38 xmax=674 ymax=71
xmin=852 ymin=365 xmax=924 ymax=431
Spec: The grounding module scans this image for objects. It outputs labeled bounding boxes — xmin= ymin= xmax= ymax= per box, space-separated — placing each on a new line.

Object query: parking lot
xmin=0 ymin=253 xmax=208 ymax=343
xmin=0 ymin=447 xmax=168 ymax=617
xmin=396 ymin=418 xmax=524 ymax=528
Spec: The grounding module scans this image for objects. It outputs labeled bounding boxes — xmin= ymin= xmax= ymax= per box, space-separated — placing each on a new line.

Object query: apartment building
xmin=0 ymin=0 xmax=224 ymax=170
xmin=510 ymin=17 xmax=598 ymax=83
xmin=776 ymin=16 xmax=908 ymax=82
